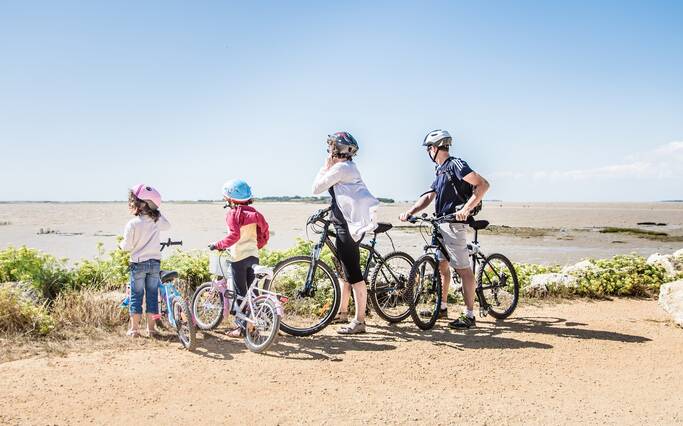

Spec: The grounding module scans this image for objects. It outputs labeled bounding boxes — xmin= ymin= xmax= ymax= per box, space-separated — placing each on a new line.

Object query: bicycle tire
xmin=408 ymin=254 xmax=442 ymax=330
xmin=172 ymin=298 xmax=196 ymax=351
xmin=191 ymin=282 xmax=224 ymax=330
xmin=244 ymin=298 xmax=281 ymax=353
xmin=265 ymin=256 xmax=341 ymax=337
xmin=369 ymin=251 xmax=414 ymax=323
xmin=476 ymin=253 xmax=519 ymax=319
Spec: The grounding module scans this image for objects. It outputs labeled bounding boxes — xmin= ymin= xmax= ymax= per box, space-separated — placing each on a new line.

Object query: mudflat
xmin=1 ymin=201 xmax=681 ymax=264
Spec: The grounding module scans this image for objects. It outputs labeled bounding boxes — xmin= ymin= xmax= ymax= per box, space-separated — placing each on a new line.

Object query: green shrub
xmin=161 ymin=250 xmax=210 ymax=292
xmin=574 ymin=254 xmax=668 ymax=297
xmin=0 ymin=246 xmax=72 ymax=300
xmin=69 ymin=243 xmax=129 ymax=292
xmin=0 ymin=286 xmax=55 ymax=336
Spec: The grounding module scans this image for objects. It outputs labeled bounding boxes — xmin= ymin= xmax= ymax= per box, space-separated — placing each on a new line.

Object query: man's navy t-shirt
xmin=428 ymin=157 xmax=474 ymax=216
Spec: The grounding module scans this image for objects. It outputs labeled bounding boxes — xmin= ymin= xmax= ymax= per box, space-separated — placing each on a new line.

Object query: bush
xmin=574 ymin=254 xmax=669 ymax=297
xmin=0 ymin=286 xmax=55 ymax=336
xmin=69 ymin=243 xmax=129 ymax=292
xmin=0 ymin=246 xmax=72 ymax=300
xmin=161 ymin=250 xmax=211 ymax=292
xmin=52 ymin=290 xmax=128 ymax=330
xmin=514 ymin=263 xmax=562 ymax=289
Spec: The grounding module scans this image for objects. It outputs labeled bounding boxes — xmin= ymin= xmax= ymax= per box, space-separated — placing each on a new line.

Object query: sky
xmin=1 ymin=1 xmax=681 ymax=202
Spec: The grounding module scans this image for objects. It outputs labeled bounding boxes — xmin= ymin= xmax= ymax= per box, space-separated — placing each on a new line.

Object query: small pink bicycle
xmin=190 ymin=251 xmax=287 ymax=353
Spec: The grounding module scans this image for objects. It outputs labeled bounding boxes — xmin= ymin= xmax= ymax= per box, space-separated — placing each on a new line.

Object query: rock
xmin=646 ymin=253 xmax=676 ymax=276
xmin=525 ymin=273 xmax=577 ymax=296
xmin=672 ymin=249 xmax=683 ymax=272
xmin=0 ymin=282 xmax=40 ymax=303
xmin=561 ymin=260 xmax=600 ymax=275
xmin=658 ymin=280 xmax=683 ymax=327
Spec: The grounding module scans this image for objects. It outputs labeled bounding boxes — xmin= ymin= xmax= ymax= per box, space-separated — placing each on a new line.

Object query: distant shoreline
xmin=0 ymin=199 xmax=680 ymax=204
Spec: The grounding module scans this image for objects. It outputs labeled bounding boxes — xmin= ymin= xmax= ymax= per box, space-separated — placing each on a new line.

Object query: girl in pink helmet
xmin=119 ymin=184 xmax=170 ymax=337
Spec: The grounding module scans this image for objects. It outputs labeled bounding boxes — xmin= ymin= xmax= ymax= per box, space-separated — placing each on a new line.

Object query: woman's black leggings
xmin=334 ymin=224 xmax=364 ymax=284
xmin=230 ymin=256 xmax=259 ymax=298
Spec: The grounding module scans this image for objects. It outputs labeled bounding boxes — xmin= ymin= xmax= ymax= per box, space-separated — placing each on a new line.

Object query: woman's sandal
xmin=337 ymin=320 xmax=366 ymax=335
xmin=330 ymin=312 xmax=349 ymax=324
xmin=225 ymin=327 xmax=244 ymax=338
xmin=147 ymin=329 xmax=160 ymax=338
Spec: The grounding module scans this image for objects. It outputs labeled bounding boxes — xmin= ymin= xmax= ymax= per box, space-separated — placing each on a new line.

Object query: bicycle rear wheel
xmin=265 ymin=256 xmax=341 ymax=337
xmin=408 ymin=255 xmax=442 ymax=330
xmin=369 ymin=251 xmax=414 ymax=323
xmin=245 ymin=298 xmax=280 ymax=353
xmin=476 ymin=253 xmax=519 ymax=319
xmin=172 ymin=298 xmax=196 ymax=350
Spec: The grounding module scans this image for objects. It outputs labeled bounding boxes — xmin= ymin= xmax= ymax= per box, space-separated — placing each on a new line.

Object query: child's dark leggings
xmin=230 ymin=256 xmax=259 ymax=298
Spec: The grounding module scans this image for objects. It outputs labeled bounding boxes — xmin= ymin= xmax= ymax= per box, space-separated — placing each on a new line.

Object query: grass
xmin=599 ymin=227 xmax=683 ymax=242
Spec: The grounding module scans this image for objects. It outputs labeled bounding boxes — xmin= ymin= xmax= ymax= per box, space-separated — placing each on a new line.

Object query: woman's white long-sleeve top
xmin=312 ymin=161 xmax=379 ymax=242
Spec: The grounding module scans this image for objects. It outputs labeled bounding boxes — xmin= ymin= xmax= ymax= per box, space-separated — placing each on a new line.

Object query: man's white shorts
xmin=435 ymin=222 xmax=471 ymax=269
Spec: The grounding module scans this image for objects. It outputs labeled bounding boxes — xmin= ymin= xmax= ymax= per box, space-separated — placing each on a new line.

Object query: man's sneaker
xmin=420 ymin=308 xmax=448 ymax=319
xmin=448 ymin=314 xmax=476 ymax=329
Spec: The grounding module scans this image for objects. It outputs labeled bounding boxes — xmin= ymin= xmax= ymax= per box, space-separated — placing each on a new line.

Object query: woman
xmin=312 ymin=131 xmax=379 ymax=334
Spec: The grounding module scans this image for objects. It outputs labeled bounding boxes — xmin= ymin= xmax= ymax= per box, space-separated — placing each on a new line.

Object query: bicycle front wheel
xmin=408 ymin=255 xmax=442 ymax=330
xmin=369 ymin=251 xmax=414 ymax=323
xmin=265 ymin=256 xmax=341 ymax=337
xmin=172 ymin=298 xmax=196 ymax=351
xmin=476 ymin=253 xmax=519 ymax=319
xmin=245 ymin=298 xmax=281 ymax=353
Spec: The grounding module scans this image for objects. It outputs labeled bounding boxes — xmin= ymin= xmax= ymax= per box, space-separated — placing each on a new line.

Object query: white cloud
xmin=492 ymin=141 xmax=683 ymax=181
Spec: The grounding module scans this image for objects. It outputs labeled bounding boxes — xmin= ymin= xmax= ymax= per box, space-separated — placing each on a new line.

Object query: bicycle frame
xmin=210 ymin=253 xmax=285 ymax=326
xmin=302 ymin=213 xmax=393 ymax=296
xmin=158 ymin=280 xmax=183 ymax=327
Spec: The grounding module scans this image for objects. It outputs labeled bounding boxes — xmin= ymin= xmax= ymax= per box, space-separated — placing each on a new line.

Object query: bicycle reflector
xmin=278 ymin=296 xmax=289 ymax=303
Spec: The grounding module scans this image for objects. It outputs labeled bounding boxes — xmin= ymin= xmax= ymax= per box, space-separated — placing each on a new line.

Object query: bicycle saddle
xmin=160 ymin=270 xmax=178 ymax=283
xmin=252 ymin=265 xmax=274 ymax=280
xmin=374 ymin=222 xmax=393 ymax=234
xmin=469 ymin=220 xmax=489 ymax=231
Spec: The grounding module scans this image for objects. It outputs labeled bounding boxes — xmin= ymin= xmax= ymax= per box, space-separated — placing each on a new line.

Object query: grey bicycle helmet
xmin=422 ymin=129 xmax=452 ymax=148
xmin=327 ymin=131 xmax=359 ymax=158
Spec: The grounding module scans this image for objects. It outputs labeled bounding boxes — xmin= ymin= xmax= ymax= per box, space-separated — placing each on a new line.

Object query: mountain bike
xmin=120 ymin=238 xmax=196 ymax=350
xmin=265 ymin=207 xmax=414 ymax=337
xmin=406 ymin=214 xmax=519 ymax=330
xmin=191 ymin=251 xmax=285 ymax=353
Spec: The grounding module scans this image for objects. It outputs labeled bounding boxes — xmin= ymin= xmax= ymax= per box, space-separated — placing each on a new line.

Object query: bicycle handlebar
xmin=407 ymin=213 xmax=473 ymax=226
xmin=160 ymin=238 xmax=183 ymax=251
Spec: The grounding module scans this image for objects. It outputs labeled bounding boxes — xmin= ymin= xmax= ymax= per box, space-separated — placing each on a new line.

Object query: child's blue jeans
xmin=129 ymin=259 xmax=161 ymax=315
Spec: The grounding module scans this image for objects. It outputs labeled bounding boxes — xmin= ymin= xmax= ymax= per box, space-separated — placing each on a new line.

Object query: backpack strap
xmin=443 ymin=158 xmax=482 ymax=216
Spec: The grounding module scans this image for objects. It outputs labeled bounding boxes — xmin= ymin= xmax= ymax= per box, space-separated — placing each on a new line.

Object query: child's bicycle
xmin=406 ymin=213 xmax=519 ymax=330
xmin=191 ymin=250 xmax=285 ymax=353
xmin=120 ymin=238 xmax=196 ymax=350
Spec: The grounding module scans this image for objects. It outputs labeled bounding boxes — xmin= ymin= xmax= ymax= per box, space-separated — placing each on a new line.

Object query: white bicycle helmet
xmin=422 ymin=129 xmax=452 ymax=148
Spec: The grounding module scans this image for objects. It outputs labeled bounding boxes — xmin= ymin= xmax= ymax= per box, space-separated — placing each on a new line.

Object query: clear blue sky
xmin=1 ymin=1 xmax=681 ymax=202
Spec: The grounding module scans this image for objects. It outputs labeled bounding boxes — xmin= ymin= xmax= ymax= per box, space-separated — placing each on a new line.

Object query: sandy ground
xmin=1 ymin=298 xmax=682 ymax=425
xmin=1 ymin=202 xmax=682 ymax=265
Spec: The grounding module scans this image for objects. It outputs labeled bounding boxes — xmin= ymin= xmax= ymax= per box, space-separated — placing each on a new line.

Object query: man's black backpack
xmin=444 ymin=160 xmax=482 ymax=217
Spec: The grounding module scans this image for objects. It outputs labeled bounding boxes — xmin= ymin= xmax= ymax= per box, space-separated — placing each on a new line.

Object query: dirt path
xmin=1 ymin=298 xmax=682 ymax=425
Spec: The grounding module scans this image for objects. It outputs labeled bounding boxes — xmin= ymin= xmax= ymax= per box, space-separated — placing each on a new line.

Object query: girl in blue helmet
xmin=208 ymin=179 xmax=270 ymax=337
xmin=312 ymin=132 xmax=379 ymax=334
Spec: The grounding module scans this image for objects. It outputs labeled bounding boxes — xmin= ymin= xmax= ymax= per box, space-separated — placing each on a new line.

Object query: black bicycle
xmin=265 ymin=207 xmax=414 ymax=337
xmin=406 ymin=213 xmax=519 ymax=330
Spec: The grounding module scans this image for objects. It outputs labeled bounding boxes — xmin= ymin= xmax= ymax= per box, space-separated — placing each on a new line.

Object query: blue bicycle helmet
xmin=222 ymin=179 xmax=252 ymax=202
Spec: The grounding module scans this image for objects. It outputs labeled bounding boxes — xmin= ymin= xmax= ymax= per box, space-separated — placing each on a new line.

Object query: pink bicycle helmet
xmin=131 ymin=184 xmax=162 ymax=210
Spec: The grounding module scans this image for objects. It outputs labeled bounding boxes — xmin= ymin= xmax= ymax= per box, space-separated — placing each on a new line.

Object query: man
xmin=399 ymin=129 xmax=490 ymax=329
